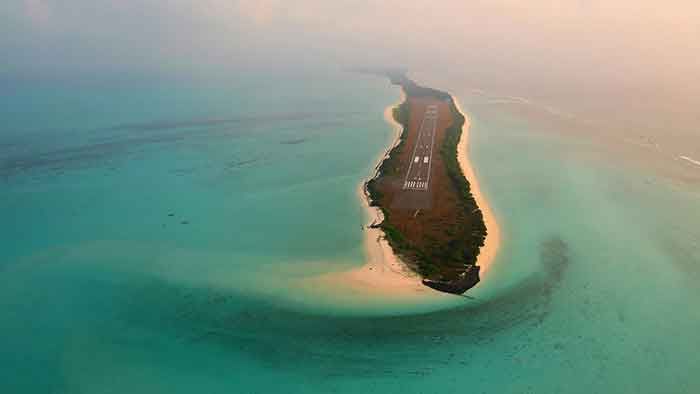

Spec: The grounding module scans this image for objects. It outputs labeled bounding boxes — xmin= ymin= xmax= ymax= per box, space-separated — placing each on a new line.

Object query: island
xmin=363 ymin=71 xmax=488 ymax=295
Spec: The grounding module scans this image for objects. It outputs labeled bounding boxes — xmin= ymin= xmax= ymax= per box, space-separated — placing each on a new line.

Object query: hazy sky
xmin=2 ymin=1 xmax=699 ymax=107
xmin=2 ymin=1 xmax=698 ymax=170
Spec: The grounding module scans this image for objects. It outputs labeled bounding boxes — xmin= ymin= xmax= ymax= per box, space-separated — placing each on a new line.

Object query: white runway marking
xmin=402 ymin=105 xmax=438 ymax=191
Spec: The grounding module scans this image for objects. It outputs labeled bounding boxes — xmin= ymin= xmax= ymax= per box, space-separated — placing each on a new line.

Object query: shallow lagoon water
xmin=1 ymin=72 xmax=699 ymax=393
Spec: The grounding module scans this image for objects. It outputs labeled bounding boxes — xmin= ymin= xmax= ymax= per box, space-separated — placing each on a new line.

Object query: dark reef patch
xmin=105 ymin=237 xmax=572 ymax=379
xmin=280 ymin=137 xmax=309 ymax=145
xmin=540 ymin=237 xmax=570 ymax=289
xmin=101 ymin=112 xmax=339 ymax=133
xmin=225 ymin=157 xmax=263 ymax=169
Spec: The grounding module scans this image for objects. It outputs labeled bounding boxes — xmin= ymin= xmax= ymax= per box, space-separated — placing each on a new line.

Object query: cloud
xmin=1 ymin=0 xmax=698 ymax=96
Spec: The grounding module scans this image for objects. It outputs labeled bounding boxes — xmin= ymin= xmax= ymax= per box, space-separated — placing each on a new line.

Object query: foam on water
xmin=680 ymin=155 xmax=700 ymax=167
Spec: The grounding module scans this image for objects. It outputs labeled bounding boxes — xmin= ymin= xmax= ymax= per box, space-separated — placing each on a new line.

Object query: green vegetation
xmin=366 ymin=99 xmax=415 ymax=266
xmin=393 ymin=102 xmax=409 ymax=125
xmin=386 ymin=71 xmax=451 ymax=100
xmin=439 ymin=99 xmax=487 ymax=267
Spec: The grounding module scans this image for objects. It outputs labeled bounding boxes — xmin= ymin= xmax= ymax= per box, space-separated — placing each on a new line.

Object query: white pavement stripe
xmin=402 ymin=107 xmax=438 ymax=192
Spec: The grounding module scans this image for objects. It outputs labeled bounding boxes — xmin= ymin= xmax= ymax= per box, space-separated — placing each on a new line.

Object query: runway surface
xmin=402 ymin=105 xmax=437 ymax=191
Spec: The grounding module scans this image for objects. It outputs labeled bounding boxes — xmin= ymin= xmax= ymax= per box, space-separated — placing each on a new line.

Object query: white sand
xmin=454 ymin=99 xmax=501 ymax=276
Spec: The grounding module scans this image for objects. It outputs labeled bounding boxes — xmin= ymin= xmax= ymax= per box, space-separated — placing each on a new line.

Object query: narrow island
xmin=363 ymin=71 xmax=488 ymax=295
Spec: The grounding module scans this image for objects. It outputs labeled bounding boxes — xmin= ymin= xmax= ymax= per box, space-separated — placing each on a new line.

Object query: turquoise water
xmin=2 ymin=72 xmax=699 ymax=393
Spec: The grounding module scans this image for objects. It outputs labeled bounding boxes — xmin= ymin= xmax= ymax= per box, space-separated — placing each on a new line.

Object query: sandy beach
xmin=309 ymin=89 xmax=500 ymax=300
xmin=454 ymin=99 xmax=501 ymax=276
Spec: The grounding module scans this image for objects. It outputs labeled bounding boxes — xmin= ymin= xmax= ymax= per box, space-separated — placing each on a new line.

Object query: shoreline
xmin=454 ymin=99 xmax=501 ymax=276
xmin=308 ymin=90 xmax=442 ymax=300
xmin=310 ymin=85 xmax=500 ymax=299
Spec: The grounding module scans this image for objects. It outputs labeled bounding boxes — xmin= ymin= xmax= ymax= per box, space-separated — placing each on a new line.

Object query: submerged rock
xmin=422 ymin=265 xmax=481 ymax=295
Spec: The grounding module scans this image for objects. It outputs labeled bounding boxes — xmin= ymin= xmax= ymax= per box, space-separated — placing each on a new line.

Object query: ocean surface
xmin=1 ymin=71 xmax=699 ymax=393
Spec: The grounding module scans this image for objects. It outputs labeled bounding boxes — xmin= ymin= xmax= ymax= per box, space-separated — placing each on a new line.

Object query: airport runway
xmin=402 ymin=105 xmax=437 ymax=191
